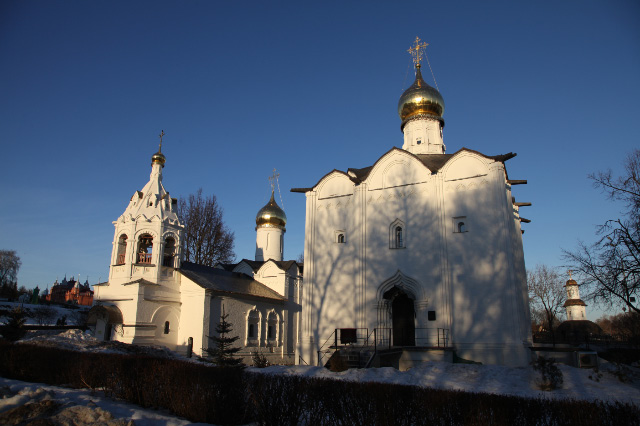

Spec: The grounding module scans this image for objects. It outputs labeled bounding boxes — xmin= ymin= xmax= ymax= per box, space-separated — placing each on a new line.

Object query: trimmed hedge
xmin=1 ymin=341 xmax=638 ymax=425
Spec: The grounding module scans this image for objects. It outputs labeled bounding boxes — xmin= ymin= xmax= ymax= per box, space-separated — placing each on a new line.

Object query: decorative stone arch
xmin=364 ymin=148 xmax=431 ymax=190
xmin=441 ymin=149 xmax=492 ymax=182
xmin=134 ymin=229 xmax=158 ymax=265
xmin=161 ymin=231 xmax=180 ymax=267
xmin=114 ymin=233 xmax=129 ymax=265
xmin=315 ymin=171 xmax=355 ymax=200
xmin=87 ymin=304 xmax=124 ymax=342
xmin=265 ymin=309 xmax=281 ymax=347
xmin=245 ymin=307 xmax=262 ymax=346
xmin=376 ymin=271 xmax=425 ymax=347
xmin=376 ymin=270 xmax=422 ymax=302
xmin=389 ymin=219 xmax=406 ymax=249
xmin=150 ymin=305 xmax=180 ymax=345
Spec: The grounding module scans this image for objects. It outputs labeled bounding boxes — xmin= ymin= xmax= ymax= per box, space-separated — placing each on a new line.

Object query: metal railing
xmin=317 ymin=327 xmax=451 ymax=368
xmin=137 ymin=253 xmax=152 ymax=264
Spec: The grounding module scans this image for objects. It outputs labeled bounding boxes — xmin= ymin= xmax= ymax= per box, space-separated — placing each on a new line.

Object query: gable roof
xmin=179 ymin=261 xmax=286 ymax=301
xmin=292 ymin=147 xmax=516 ymax=192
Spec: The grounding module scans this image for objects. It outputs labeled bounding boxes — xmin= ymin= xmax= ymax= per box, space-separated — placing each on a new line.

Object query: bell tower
xmin=109 ymin=131 xmax=184 ymax=284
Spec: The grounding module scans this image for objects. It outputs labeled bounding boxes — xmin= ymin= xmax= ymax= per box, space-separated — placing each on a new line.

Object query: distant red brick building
xmin=44 ymin=276 xmax=94 ymax=306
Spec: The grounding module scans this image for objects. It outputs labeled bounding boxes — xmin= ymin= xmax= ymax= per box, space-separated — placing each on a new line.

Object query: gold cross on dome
xmin=568 ymin=270 xmax=573 ymax=280
xmin=158 ymin=130 xmax=165 ymax=151
xmin=268 ymin=168 xmax=280 ymax=192
xmin=408 ymin=36 xmax=428 ymax=66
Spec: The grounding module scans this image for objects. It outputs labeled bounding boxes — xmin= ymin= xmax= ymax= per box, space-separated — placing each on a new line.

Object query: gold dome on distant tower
xmin=256 ymin=191 xmax=287 ymax=228
xmin=398 ymin=37 xmax=445 ymax=127
xmin=151 ymin=130 xmax=166 ymax=167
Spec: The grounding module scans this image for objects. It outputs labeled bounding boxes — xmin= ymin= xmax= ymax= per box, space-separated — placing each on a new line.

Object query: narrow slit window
xmin=396 ymin=226 xmax=403 ymax=248
xmin=164 ymin=321 xmax=170 ymax=334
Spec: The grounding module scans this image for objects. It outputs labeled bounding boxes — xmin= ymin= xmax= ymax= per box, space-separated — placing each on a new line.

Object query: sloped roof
xmin=291 ymin=147 xmax=516 ymax=192
xmin=564 ymin=299 xmax=587 ymax=307
xmin=179 ymin=261 xmax=285 ymax=301
xmin=228 ymin=259 xmax=301 ymax=274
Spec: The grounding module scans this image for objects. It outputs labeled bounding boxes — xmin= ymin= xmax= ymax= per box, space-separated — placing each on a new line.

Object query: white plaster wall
xmin=206 ymin=296 xmax=292 ymax=363
xmin=256 ymin=262 xmax=286 ymax=295
xmin=402 ymin=118 xmax=444 ymax=154
xmin=255 ymin=227 xmax=284 ymax=261
xmin=177 ymin=275 xmax=207 ymax=356
xmin=299 ymin=149 xmax=531 ymax=366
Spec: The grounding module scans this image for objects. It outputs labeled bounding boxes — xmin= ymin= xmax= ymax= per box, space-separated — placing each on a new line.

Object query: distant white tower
xmin=564 ymin=273 xmax=587 ymax=320
xmin=399 ymin=37 xmax=446 ymax=155
xmin=255 ymin=171 xmax=287 ymax=262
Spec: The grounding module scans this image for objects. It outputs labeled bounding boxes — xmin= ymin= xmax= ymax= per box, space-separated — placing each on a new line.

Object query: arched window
xmin=389 ymin=219 xmax=406 ymax=249
xmin=453 ymin=216 xmax=468 ymax=233
xmin=246 ymin=309 xmax=260 ymax=346
xmin=337 ymin=234 xmax=345 ymax=244
xmin=116 ymin=234 xmax=128 ymax=264
xmin=267 ymin=311 xmax=278 ymax=346
xmin=163 ymin=237 xmax=176 ymax=267
xmin=137 ymin=234 xmax=153 ymax=264
xmin=164 ymin=321 xmax=170 ymax=334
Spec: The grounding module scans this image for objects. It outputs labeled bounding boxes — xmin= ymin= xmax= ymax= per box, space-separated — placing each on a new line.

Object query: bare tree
xmin=528 ymin=265 xmax=565 ymax=345
xmin=31 ymin=306 xmax=57 ymax=326
xmin=0 ymin=250 xmax=21 ymax=299
xmin=177 ymin=188 xmax=235 ymax=266
xmin=565 ymin=149 xmax=640 ymax=314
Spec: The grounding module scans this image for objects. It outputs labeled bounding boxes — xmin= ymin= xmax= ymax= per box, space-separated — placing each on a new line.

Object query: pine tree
xmin=1 ymin=307 xmax=26 ymax=341
xmin=205 ymin=306 xmax=244 ymax=367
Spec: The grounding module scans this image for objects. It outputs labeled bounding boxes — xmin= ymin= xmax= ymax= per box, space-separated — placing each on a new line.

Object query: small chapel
xmin=293 ymin=38 xmax=533 ymax=367
xmin=88 ymin=141 xmax=301 ymax=364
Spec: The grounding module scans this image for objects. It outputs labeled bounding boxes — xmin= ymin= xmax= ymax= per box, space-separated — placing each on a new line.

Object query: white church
xmin=293 ymin=38 xmax=532 ymax=367
xmin=89 ymin=38 xmax=532 ymax=367
xmin=88 ymin=144 xmax=302 ymax=364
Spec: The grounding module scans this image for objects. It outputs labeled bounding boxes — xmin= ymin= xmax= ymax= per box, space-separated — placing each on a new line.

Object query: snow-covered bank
xmin=10 ymin=329 xmax=640 ymax=405
xmin=0 ymin=377 xmax=214 ymax=426
xmin=251 ymin=360 xmax=640 ymax=405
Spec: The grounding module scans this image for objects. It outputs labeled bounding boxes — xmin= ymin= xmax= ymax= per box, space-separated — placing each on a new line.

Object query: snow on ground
xmin=0 ymin=377 xmax=214 ymax=426
xmin=253 ymin=360 xmax=640 ymax=405
xmin=0 ymin=301 xmax=89 ymax=326
xmin=1 ymin=330 xmax=639 ymax=424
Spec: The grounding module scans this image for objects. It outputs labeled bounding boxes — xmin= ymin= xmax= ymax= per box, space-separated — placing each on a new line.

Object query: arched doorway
xmin=383 ymin=287 xmax=415 ymax=346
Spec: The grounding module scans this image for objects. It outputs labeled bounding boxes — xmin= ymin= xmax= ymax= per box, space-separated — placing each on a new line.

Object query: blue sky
xmin=1 ymin=1 xmax=638 ymax=319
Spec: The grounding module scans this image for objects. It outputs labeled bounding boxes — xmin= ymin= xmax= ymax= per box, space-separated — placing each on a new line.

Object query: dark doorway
xmin=391 ymin=292 xmax=415 ymax=346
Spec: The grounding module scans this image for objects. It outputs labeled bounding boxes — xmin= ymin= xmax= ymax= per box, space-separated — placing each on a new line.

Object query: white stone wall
xmin=297 ymin=148 xmax=532 ymax=366
xmin=255 ymin=227 xmax=284 ymax=261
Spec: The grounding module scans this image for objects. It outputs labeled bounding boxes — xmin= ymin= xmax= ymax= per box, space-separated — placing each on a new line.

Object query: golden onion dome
xmin=151 ymin=149 xmax=166 ymax=167
xmin=256 ymin=191 xmax=287 ymax=228
xmin=398 ymin=65 xmax=445 ymax=124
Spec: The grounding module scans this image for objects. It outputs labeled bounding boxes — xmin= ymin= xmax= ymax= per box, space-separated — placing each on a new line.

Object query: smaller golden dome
xmin=398 ymin=65 xmax=445 ymax=124
xmin=256 ymin=191 xmax=287 ymax=228
xmin=151 ymin=150 xmax=166 ymax=167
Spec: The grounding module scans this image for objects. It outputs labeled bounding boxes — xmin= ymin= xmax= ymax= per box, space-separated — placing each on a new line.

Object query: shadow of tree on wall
xmin=303 ymin=154 xmax=530 ymax=365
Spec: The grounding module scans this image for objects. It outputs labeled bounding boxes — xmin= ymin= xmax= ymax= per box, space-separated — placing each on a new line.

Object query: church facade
xmin=293 ymin=39 xmax=533 ymax=366
xmin=89 ymin=144 xmax=301 ymax=364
